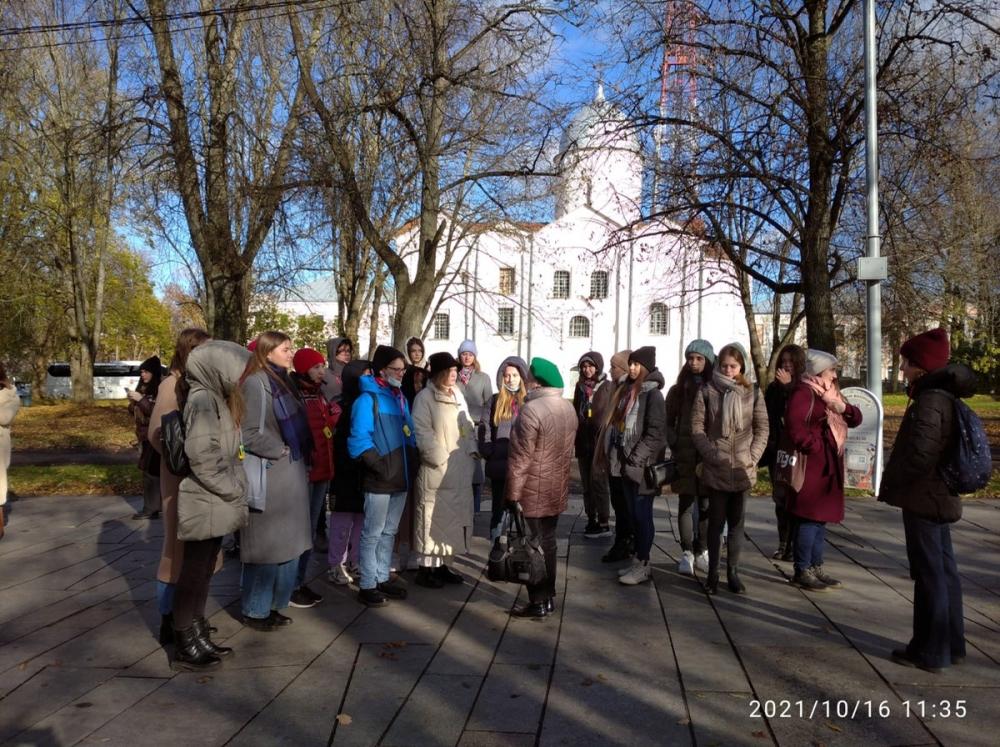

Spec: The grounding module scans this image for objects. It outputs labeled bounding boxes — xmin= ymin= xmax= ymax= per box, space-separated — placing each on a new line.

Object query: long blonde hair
xmin=241 ymin=331 xmax=292 ymax=392
xmin=718 ymin=344 xmax=752 ymax=389
xmin=493 ymin=382 xmax=526 ymax=425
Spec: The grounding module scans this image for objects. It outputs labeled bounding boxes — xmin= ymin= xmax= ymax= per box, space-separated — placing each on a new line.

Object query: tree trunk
xmin=204 ymin=264 xmax=251 ymax=342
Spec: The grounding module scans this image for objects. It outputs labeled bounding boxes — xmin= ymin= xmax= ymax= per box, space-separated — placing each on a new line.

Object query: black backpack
xmin=160 ymin=410 xmax=191 ymax=478
xmin=929 ymin=390 xmax=992 ymax=494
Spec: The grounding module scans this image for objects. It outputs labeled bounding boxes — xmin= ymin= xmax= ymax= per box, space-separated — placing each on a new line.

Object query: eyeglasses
xmin=385 ymin=365 xmax=406 ymax=374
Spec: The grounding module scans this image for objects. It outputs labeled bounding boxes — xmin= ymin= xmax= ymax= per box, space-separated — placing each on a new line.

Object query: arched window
xmin=590 ymin=270 xmax=609 ymax=299
xmin=569 ymin=315 xmax=591 ymax=338
xmin=552 ymin=270 xmax=571 ymax=299
xmin=649 ymin=303 xmax=668 ymax=335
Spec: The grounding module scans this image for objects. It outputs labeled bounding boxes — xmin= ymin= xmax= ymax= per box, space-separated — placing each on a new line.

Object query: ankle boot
xmin=704 ymin=569 xmax=719 ymax=595
xmin=193 ymin=617 xmax=233 ymax=658
xmin=172 ymin=627 xmax=221 ymax=671
xmin=727 ymin=565 xmax=746 ymax=594
xmin=159 ymin=614 xmax=174 ymax=645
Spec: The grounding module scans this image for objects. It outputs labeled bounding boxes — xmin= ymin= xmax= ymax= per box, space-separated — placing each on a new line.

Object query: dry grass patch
xmin=9 ymin=464 xmax=142 ymax=496
xmin=14 ymin=400 xmax=135 ymax=450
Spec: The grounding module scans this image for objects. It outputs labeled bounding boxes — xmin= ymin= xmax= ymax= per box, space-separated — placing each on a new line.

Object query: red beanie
xmin=293 ymin=347 xmax=326 ymax=375
xmin=900 ymin=328 xmax=950 ymax=373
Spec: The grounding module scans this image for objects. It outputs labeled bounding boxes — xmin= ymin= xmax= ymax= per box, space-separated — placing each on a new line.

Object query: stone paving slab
xmin=0 ymin=492 xmax=997 ymax=746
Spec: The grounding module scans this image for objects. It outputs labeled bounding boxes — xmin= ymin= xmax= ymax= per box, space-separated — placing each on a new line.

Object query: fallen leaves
xmin=336 ymin=713 xmax=353 ymax=726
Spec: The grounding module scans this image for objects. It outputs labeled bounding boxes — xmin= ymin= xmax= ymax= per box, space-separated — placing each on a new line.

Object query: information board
xmin=841 ymin=387 xmax=884 ymax=495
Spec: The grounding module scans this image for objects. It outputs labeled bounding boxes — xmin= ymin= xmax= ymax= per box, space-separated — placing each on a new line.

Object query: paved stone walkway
xmin=1 ymin=492 xmax=997 ymax=746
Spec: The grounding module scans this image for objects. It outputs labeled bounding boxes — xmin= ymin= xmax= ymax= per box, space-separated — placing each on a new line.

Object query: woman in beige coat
xmin=148 ymin=328 xmax=211 ymax=644
xmin=412 ymin=352 xmax=477 ymax=589
xmin=0 ymin=363 xmax=21 ymax=534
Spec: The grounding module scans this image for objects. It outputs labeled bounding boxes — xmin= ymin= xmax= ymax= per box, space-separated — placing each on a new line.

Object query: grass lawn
xmin=13 ymin=399 xmax=135 ymax=450
xmin=8 ymin=464 xmax=142 ymax=496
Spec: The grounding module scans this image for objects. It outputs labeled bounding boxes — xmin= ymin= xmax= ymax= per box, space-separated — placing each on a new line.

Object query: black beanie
xmin=428 ymin=352 xmax=460 ymax=378
xmin=628 ymin=346 xmax=656 ymax=373
xmin=372 ymin=345 xmax=404 ymax=375
xmin=140 ymin=355 xmax=162 ymax=374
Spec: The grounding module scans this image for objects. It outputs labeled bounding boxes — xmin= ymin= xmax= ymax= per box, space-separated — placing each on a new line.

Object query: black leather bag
xmin=160 ymin=410 xmax=191 ymax=478
xmin=644 ymin=458 xmax=679 ymax=489
xmin=486 ymin=504 xmax=548 ymax=586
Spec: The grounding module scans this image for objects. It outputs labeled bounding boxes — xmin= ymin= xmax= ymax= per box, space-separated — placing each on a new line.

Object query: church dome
xmin=558 ymin=84 xmax=639 ymax=159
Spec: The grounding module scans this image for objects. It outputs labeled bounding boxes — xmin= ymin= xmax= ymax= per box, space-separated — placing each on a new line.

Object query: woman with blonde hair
xmin=691 ymin=342 xmax=768 ymax=594
xmin=238 ymin=331 xmax=313 ymax=630
xmin=479 ymin=356 xmax=531 ymax=540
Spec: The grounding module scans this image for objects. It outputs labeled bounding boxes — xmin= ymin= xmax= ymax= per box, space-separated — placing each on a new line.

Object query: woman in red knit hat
xmin=879 ymin=327 xmax=973 ymax=673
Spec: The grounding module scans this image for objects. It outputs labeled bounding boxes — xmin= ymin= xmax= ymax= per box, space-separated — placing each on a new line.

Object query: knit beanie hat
xmin=684 ymin=339 xmax=716 ymax=366
xmin=530 ymin=357 xmax=564 ymax=389
xmin=610 ymin=349 xmax=631 ymax=374
xmin=292 ymin=347 xmax=327 ymax=375
xmin=140 ymin=355 xmax=162 ymax=374
xmin=628 ymin=346 xmax=656 ymax=373
xmin=372 ymin=345 xmax=405 ymax=375
xmin=428 ymin=352 xmax=460 ymax=378
xmin=458 ymin=339 xmax=478 ymax=357
xmin=247 ymin=339 xmax=258 ymax=352
xmin=804 ymin=349 xmax=839 ymax=376
xmin=900 ymin=327 xmax=950 ymax=373
xmin=576 ymin=351 xmax=605 ymax=375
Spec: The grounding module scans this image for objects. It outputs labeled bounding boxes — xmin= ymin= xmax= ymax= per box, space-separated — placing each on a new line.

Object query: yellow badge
xmin=238 ymin=443 xmax=245 ymax=461
xmin=323 ymin=426 xmax=333 ymax=439
xmin=402 ymin=424 xmax=412 ymax=437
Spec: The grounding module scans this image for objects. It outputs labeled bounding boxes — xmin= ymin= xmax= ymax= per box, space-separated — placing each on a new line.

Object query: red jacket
xmin=783 ymin=382 xmax=862 ymax=523
xmin=296 ymin=377 xmax=338 ymax=483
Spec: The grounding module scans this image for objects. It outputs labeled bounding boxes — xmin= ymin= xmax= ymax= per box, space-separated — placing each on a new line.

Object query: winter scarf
xmin=459 ymin=366 xmax=475 ymax=386
xmin=803 ymin=374 xmax=849 ymax=454
xmin=269 ymin=364 xmax=312 ymax=462
xmin=712 ymin=370 xmax=746 ymax=438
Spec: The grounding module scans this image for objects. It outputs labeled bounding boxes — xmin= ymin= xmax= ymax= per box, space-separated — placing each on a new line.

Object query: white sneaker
xmin=677 ymin=551 xmax=695 ymax=576
xmin=327 ymin=563 xmax=353 ymax=585
xmin=619 ymin=561 xmax=652 ymax=585
xmin=617 ymin=558 xmax=641 ymax=577
xmin=695 ymin=551 xmax=709 ymax=573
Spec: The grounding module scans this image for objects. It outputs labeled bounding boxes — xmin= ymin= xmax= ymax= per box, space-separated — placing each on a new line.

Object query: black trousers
xmin=608 ymin=476 xmax=634 ymax=545
xmin=173 ymin=536 xmax=223 ymax=630
xmin=707 ymin=489 xmax=746 ymax=573
xmin=523 ymin=515 xmax=559 ymax=604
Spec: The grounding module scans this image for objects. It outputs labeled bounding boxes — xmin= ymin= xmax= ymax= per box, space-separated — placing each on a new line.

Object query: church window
xmin=569 ymin=315 xmax=591 ymax=338
xmin=498 ymin=307 xmax=515 ymax=336
xmin=432 ymin=312 xmax=450 ymax=340
xmin=553 ymin=270 xmax=571 ymax=299
xmin=499 ymin=267 xmax=516 ymax=295
xmin=649 ymin=303 xmax=669 ymax=335
xmin=590 ymin=270 xmax=609 ymax=299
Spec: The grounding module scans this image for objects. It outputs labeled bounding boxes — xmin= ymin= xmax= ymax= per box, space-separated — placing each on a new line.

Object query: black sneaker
xmin=289 ymin=588 xmax=318 ymax=608
xmin=358 ymin=588 xmax=388 ymax=607
xmin=241 ymin=614 xmax=278 ymax=632
xmin=601 ymin=542 xmax=631 ymax=563
xmin=378 ymin=577 xmax=408 ymax=599
xmin=301 ymin=584 xmax=324 ymax=603
xmin=434 ymin=565 xmax=464 ymax=584
xmin=268 ymin=610 xmax=293 ymax=626
xmin=583 ymin=520 xmax=603 ymax=537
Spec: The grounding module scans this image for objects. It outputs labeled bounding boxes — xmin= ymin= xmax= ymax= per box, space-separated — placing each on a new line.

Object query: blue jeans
xmin=902 ymin=510 xmax=965 ymax=668
xmin=156 ymin=580 xmax=175 ymax=616
xmin=623 ymin=478 xmax=654 ymax=562
xmin=795 ymin=521 xmax=826 ymax=574
xmin=359 ymin=491 xmax=407 ymax=590
xmin=297 ymin=479 xmax=330 ymax=586
xmin=241 ymin=559 xmax=299 ymax=619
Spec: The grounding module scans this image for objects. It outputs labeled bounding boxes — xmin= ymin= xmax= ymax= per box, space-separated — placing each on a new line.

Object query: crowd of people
xmin=1 ymin=324 xmax=969 ymax=678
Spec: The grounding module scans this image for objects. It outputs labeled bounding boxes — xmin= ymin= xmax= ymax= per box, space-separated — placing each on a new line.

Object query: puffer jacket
xmin=176 ymin=341 xmax=250 ymax=541
xmin=608 ymin=371 xmax=668 ymax=496
xmin=348 ymin=375 xmax=417 ymax=494
xmin=479 ymin=356 xmax=530 ymax=482
xmin=506 ymin=387 xmax=577 ymax=518
xmin=412 ymin=385 xmax=477 ymax=557
xmin=293 ymin=374 xmax=337 ymax=483
xmin=879 ymin=363 xmax=977 ymax=523
xmin=664 ymin=375 xmax=706 ymax=495
xmin=691 ymin=373 xmax=769 ymax=493
xmin=573 ymin=351 xmax=610 ymax=459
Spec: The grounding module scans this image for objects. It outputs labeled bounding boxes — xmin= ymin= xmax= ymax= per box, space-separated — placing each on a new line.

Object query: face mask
xmin=387 ymin=376 xmax=402 ymax=388
xmin=504 ymin=383 xmax=520 ymax=393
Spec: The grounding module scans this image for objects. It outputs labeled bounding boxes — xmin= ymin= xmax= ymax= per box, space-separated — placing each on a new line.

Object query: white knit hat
xmin=805 ymin=349 xmax=839 ymax=376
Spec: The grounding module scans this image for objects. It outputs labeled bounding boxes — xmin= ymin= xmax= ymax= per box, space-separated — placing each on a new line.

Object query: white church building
xmin=279 ymin=87 xmax=750 ymax=388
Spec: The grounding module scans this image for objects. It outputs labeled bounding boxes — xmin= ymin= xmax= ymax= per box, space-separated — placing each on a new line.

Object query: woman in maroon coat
xmin=784 ymin=350 xmax=862 ymax=592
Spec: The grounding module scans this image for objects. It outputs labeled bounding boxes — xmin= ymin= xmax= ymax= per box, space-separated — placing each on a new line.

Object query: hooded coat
xmin=664 ymin=373 xmax=707 ymax=495
xmin=331 ymin=360 xmax=369 ymax=513
xmin=879 ymin=364 xmax=977 ymax=523
xmin=506 ymin=387 xmax=578 ymax=517
xmin=321 ymin=336 xmax=352 ymax=402
xmin=0 ymin=384 xmax=20 ymax=507
xmin=479 ymin=356 xmax=530 ymax=482
xmin=175 ymin=342 xmax=250 ymax=542
xmin=572 ymin=352 xmax=611 ymax=459
xmin=348 ymin=376 xmax=417 ymax=494
xmin=607 ymin=370 xmax=668 ymax=495
xmin=691 ymin=375 xmax=769 ymax=493
xmin=411 ymin=384 xmax=477 ymax=557
xmin=239 ymin=369 xmax=312 ymax=564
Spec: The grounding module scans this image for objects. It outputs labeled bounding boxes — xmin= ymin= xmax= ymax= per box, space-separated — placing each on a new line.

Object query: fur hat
xmin=804 ymin=349 xmax=839 ymax=376
xmin=292 ymin=347 xmax=326 ymax=375
xmin=458 ymin=339 xmax=478 ymax=357
xmin=371 ymin=345 xmax=405 ymax=375
xmin=684 ymin=339 xmax=716 ymax=366
xmin=900 ymin=327 xmax=950 ymax=373
xmin=428 ymin=352 xmax=460 ymax=378
xmin=530 ymin=357 xmax=563 ymax=389
xmin=628 ymin=346 xmax=656 ymax=373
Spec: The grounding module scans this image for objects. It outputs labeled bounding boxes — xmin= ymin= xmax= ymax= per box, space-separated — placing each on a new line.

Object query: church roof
xmin=558 ymin=83 xmax=637 ymax=157
xmin=279 ymin=275 xmax=338 ymax=303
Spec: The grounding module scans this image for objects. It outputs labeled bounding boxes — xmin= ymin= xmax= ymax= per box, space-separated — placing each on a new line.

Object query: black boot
xmin=159 ymin=614 xmax=174 ymax=645
xmin=193 ymin=617 xmax=233 ymax=658
xmin=171 ymin=627 xmax=221 ymax=671
xmin=771 ymin=543 xmax=786 ymax=560
xmin=727 ymin=565 xmax=746 ymax=594
xmin=704 ymin=569 xmax=719 ymax=595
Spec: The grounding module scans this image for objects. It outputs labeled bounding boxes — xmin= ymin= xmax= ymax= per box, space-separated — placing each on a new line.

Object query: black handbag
xmin=486 ymin=504 xmax=548 ymax=586
xmin=644 ymin=458 xmax=679 ymax=489
xmin=160 ymin=409 xmax=191 ymax=477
